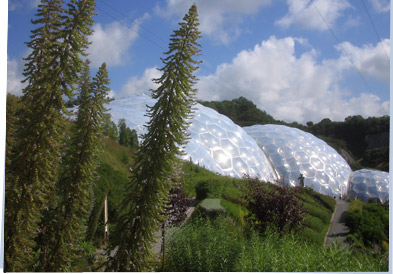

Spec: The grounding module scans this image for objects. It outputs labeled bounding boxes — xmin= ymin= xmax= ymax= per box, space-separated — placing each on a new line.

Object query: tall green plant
xmin=4 ymin=0 xmax=95 ymax=271
xmin=36 ymin=62 xmax=110 ymax=271
xmin=105 ymin=4 xmax=201 ymax=271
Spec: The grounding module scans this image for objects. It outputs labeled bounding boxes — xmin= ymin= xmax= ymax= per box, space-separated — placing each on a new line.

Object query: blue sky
xmin=6 ymin=0 xmax=391 ymax=123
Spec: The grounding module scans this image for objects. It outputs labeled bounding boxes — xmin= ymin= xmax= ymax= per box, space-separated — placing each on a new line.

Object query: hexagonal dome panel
xmin=108 ymin=94 xmax=277 ymax=181
xmin=244 ymin=124 xmax=352 ymax=197
xmin=347 ymin=169 xmax=389 ymax=203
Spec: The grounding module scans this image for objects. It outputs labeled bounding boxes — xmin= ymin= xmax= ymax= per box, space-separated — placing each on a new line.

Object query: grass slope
xmin=182 ymin=161 xmax=335 ymax=246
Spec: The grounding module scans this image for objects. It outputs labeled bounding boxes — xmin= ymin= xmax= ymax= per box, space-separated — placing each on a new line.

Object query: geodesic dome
xmin=347 ymin=169 xmax=389 ymax=203
xmin=244 ymin=124 xmax=352 ymax=197
xmin=109 ymin=94 xmax=154 ymax=136
xmin=108 ymin=94 xmax=277 ymax=181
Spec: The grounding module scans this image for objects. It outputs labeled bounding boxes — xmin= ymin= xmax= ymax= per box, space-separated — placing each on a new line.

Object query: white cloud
xmin=335 ymin=39 xmax=390 ymax=83
xmin=9 ymin=0 xmax=40 ymax=11
xmin=87 ymin=14 xmax=149 ymax=68
xmin=119 ymin=67 xmax=161 ymax=98
xmin=193 ymin=36 xmax=389 ymax=123
xmin=276 ymin=0 xmax=351 ymax=31
xmin=118 ymin=36 xmax=389 ymax=123
xmin=156 ymin=0 xmax=271 ymax=44
xmin=7 ymin=57 xmax=25 ymax=96
xmin=106 ymin=89 xmax=116 ymax=99
xmin=368 ymin=0 xmax=390 ymax=13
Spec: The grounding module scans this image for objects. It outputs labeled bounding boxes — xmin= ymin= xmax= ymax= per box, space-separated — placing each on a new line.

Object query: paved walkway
xmin=325 ymin=199 xmax=350 ymax=246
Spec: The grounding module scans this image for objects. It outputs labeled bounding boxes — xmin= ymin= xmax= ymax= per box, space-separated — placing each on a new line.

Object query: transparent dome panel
xmin=244 ymin=124 xmax=352 ymax=197
xmin=108 ymin=94 xmax=277 ymax=181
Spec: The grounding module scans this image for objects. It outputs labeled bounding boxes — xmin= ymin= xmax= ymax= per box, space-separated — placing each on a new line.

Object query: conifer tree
xmin=118 ymin=118 xmax=139 ymax=150
xmin=4 ymin=0 xmax=95 ymax=271
xmin=36 ymin=62 xmax=110 ymax=271
xmin=105 ymin=4 xmax=201 ymax=271
xmin=5 ymin=94 xmax=18 ymax=179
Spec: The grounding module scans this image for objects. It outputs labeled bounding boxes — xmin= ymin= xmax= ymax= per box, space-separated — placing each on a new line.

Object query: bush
xmin=235 ymin=175 xmax=307 ymax=234
xmin=344 ymin=201 xmax=389 ymax=249
xmin=195 ymin=178 xmax=227 ymax=201
xmin=195 ymin=181 xmax=209 ymax=200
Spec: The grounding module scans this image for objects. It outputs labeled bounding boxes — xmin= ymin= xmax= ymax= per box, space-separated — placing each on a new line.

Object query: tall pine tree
xmin=4 ymin=0 xmax=95 ymax=271
xmin=36 ymin=62 xmax=110 ymax=271
xmin=105 ymin=4 xmax=201 ymax=271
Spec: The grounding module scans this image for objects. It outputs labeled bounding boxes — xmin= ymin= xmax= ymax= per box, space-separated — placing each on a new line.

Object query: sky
xmin=6 ymin=0 xmax=391 ymax=124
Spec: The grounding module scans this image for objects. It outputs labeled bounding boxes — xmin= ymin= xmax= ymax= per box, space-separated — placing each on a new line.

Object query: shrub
xmin=235 ymin=175 xmax=307 ymax=234
xmin=195 ymin=181 xmax=209 ymax=200
xmin=344 ymin=201 xmax=389 ymax=249
xmin=195 ymin=178 xmax=227 ymax=200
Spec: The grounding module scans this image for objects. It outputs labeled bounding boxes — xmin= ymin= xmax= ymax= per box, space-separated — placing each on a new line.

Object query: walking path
xmin=325 ymin=199 xmax=350 ymax=246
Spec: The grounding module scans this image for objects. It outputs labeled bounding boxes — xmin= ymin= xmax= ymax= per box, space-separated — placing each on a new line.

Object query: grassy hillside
xmin=163 ymin=163 xmax=387 ymax=271
xmin=181 ymin=161 xmax=335 ymax=246
xmin=88 ymin=136 xmax=133 ymax=246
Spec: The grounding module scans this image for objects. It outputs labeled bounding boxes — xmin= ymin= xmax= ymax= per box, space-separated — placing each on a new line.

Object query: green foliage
xmin=35 ymin=62 xmax=110 ymax=271
xmin=118 ymin=118 xmax=139 ymax=151
xmin=195 ymin=181 xmax=212 ymax=200
xmin=200 ymin=97 xmax=277 ymax=127
xmin=308 ymin=115 xmax=389 ymax=169
xmin=219 ymin=199 xmax=248 ymax=229
xmin=86 ymin=137 xmax=132 ymax=245
xmin=234 ymin=231 xmax=388 ymax=272
xmin=348 ymin=199 xmax=364 ymax=212
xmin=5 ymin=94 xmax=19 ymax=171
xmin=344 ymin=200 xmax=389 ymax=250
xmin=361 ymin=147 xmax=389 ymax=171
xmin=4 ymin=0 xmax=96 ymax=271
xmin=235 ymin=176 xmax=307 ymax=235
xmin=163 ymin=217 xmax=387 ymax=272
xmin=102 ymin=113 xmax=118 ymax=141
xmin=294 ymin=187 xmax=335 ymax=245
xmin=164 ymin=217 xmax=244 ymax=272
xmin=105 ymin=4 xmax=202 ymax=271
